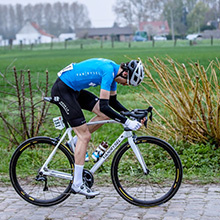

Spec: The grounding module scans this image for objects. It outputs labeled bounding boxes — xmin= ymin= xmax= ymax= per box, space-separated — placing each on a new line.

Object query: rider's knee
xmin=79 ymin=130 xmax=91 ymax=144
xmin=99 ymin=113 xmax=109 ymax=120
xmin=73 ymin=125 xmax=91 ymax=144
xmin=95 ymin=110 xmax=109 ymax=120
xmin=92 ymin=102 xmax=109 ymax=120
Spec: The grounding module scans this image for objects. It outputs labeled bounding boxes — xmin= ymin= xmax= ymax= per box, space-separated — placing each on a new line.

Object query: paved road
xmin=1 ymin=184 xmax=220 ymax=220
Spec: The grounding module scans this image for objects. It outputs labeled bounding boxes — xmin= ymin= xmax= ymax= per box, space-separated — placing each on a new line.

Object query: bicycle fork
xmin=127 ymin=132 xmax=149 ymax=175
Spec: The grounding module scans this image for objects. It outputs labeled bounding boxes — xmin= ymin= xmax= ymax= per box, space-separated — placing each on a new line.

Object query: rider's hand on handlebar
xmin=140 ymin=117 xmax=146 ymax=124
xmin=124 ymin=119 xmax=142 ymax=131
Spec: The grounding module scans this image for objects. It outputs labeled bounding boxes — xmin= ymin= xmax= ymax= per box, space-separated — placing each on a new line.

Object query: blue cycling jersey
xmin=58 ymin=58 xmax=120 ymax=91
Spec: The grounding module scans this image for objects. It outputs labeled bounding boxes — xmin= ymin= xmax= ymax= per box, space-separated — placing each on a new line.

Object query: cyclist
xmin=51 ymin=58 xmax=144 ymax=197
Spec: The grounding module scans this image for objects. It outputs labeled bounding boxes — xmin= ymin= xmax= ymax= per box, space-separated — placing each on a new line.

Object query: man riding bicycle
xmin=51 ymin=58 xmax=144 ymax=197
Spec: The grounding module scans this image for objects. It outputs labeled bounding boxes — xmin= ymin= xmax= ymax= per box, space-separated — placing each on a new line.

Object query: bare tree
xmin=70 ymin=2 xmax=91 ymax=29
xmin=113 ymin=0 xmax=164 ymax=26
xmin=15 ymin=4 xmax=24 ymax=33
xmin=0 ymin=2 xmax=91 ymax=38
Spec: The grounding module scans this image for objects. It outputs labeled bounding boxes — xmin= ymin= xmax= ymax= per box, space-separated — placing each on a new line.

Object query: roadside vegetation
xmin=0 ymin=40 xmax=220 ymax=184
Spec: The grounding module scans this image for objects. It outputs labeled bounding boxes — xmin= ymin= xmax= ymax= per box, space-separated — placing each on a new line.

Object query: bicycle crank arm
xmin=40 ymin=169 xmax=73 ymax=181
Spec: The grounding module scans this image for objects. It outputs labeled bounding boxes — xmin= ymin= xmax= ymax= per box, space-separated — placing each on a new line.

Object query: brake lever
xmin=149 ymin=111 xmax=153 ymax=121
xmin=144 ymin=107 xmax=153 ymax=128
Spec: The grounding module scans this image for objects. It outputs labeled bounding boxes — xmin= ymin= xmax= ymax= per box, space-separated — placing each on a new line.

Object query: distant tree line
xmin=113 ymin=0 xmax=220 ymax=36
xmin=1 ymin=0 xmax=220 ymax=40
xmin=0 ymin=2 xmax=91 ymax=39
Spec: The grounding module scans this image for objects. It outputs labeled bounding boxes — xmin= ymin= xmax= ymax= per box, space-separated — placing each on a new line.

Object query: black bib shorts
xmin=51 ymin=78 xmax=99 ymax=127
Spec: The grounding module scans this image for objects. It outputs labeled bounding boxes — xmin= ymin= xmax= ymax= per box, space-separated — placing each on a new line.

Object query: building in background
xmin=59 ymin=33 xmax=76 ymax=42
xmin=139 ymin=21 xmax=170 ymax=39
xmin=14 ymin=21 xmax=55 ymax=45
xmin=76 ymin=23 xmax=134 ymax=42
xmin=202 ymin=29 xmax=220 ymax=39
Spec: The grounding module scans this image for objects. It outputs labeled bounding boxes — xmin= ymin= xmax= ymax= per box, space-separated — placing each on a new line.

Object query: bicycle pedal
xmin=86 ymin=195 xmax=95 ymax=199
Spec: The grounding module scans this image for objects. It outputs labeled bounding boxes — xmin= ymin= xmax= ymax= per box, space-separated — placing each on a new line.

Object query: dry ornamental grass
xmin=141 ymin=57 xmax=220 ymax=147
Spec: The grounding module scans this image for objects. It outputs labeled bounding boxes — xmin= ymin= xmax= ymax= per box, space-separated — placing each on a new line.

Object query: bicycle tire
xmin=9 ymin=136 xmax=74 ymax=207
xmin=111 ymin=136 xmax=182 ymax=207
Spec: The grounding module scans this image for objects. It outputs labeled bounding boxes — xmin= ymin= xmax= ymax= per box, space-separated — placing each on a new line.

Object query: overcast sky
xmin=0 ymin=0 xmax=117 ymax=28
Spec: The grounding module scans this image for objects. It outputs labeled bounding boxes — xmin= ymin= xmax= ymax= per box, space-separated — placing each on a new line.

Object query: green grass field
xmin=1 ymin=39 xmax=220 ymax=75
xmin=1 ymin=40 xmax=220 ymax=184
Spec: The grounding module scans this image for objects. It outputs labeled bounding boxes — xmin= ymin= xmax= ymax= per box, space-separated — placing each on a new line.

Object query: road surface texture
xmin=1 ymin=184 xmax=220 ymax=220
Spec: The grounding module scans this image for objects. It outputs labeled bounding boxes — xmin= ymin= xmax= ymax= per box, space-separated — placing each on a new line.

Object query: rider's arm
xmin=99 ymin=89 xmax=127 ymax=123
xmin=99 ymin=89 xmax=142 ymax=130
xmin=109 ymin=92 xmax=129 ymax=113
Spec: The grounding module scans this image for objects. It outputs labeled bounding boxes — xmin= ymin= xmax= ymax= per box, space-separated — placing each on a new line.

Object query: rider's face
xmin=115 ymin=71 xmax=129 ymax=86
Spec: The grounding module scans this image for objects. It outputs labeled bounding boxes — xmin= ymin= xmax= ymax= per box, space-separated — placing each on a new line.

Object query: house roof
xmin=31 ymin=22 xmax=55 ymax=38
xmin=17 ymin=21 xmax=55 ymax=38
xmin=76 ymin=23 xmax=134 ymax=37
xmin=139 ymin=21 xmax=170 ymax=35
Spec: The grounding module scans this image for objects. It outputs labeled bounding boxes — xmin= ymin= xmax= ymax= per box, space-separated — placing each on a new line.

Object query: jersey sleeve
xmin=110 ymin=80 xmax=117 ymax=91
xmin=100 ymin=66 xmax=116 ymax=91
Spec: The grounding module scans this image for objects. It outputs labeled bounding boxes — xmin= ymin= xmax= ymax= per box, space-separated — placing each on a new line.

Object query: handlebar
xmin=121 ymin=106 xmax=153 ymax=128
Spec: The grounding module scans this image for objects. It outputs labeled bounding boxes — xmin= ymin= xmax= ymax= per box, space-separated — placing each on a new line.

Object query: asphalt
xmin=1 ymin=183 xmax=220 ymax=220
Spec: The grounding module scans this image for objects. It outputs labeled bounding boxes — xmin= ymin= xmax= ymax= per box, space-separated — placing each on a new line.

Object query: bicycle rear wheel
xmin=9 ymin=136 xmax=74 ymax=206
xmin=111 ymin=136 xmax=182 ymax=207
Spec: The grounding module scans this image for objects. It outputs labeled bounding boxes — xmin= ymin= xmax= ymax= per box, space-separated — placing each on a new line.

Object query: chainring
xmin=83 ymin=169 xmax=94 ymax=188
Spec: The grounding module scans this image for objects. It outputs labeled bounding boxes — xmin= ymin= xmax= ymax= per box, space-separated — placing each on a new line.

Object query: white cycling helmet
xmin=126 ymin=60 xmax=144 ymax=86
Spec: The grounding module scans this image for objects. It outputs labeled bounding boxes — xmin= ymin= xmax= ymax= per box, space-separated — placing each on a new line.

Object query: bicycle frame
xmin=39 ymin=120 xmax=149 ymax=180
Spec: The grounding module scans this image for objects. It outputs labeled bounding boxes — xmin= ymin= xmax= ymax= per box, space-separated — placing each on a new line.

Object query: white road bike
xmin=9 ymin=97 xmax=182 ymax=207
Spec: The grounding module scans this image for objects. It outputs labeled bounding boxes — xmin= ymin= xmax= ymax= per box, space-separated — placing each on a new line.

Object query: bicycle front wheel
xmin=9 ymin=136 xmax=74 ymax=206
xmin=111 ymin=136 xmax=182 ymax=207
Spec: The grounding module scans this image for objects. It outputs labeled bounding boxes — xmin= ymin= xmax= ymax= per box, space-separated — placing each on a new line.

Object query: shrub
xmin=0 ymin=67 xmax=50 ymax=149
xmin=141 ymin=57 xmax=220 ymax=147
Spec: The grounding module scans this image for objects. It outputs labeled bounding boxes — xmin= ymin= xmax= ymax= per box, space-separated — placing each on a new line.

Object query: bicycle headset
xmin=116 ymin=60 xmax=144 ymax=86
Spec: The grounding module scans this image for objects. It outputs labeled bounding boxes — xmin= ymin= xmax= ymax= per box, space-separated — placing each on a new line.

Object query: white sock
xmin=73 ymin=164 xmax=84 ymax=187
